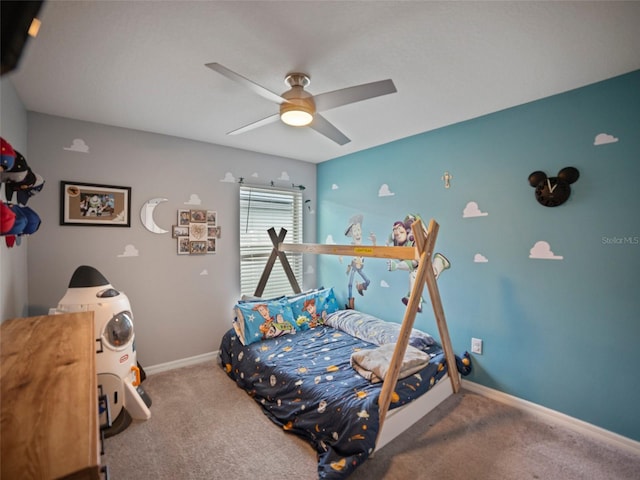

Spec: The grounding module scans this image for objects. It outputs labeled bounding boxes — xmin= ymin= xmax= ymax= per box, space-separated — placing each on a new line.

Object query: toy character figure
xmin=254 ymin=303 xmax=295 ymax=339
xmin=303 ymin=297 xmax=327 ymax=328
xmin=83 ymin=194 xmax=104 ymax=217
xmin=344 ymin=214 xmax=376 ymax=309
xmin=387 ymin=214 xmax=450 ymax=312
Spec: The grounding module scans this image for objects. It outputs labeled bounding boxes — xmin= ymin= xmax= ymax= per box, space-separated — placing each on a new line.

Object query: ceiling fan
xmin=205 ymin=63 xmax=397 ymax=145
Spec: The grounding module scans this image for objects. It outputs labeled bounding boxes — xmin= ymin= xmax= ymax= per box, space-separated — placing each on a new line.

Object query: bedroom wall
xmin=0 ymin=77 xmax=29 ymax=321
xmin=21 ymin=113 xmax=317 ymax=367
xmin=316 ymin=71 xmax=640 ymax=442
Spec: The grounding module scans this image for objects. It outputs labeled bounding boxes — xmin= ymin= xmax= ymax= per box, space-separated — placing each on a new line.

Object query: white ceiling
xmin=8 ymin=1 xmax=640 ymax=164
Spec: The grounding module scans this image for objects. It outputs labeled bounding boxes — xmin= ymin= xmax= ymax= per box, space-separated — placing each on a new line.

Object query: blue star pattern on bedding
xmin=219 ymin=319 xmax=471 ymax=479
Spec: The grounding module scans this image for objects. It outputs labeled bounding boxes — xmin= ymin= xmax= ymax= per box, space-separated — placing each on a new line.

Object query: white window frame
xmin=239 ymin=185 xmax=303 ymax=298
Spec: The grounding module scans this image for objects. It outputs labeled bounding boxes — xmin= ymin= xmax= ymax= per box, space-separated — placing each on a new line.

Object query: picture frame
xmin=207 ymin=238 xmax=216 ymax=254
xmin=173 ymin=208 xmax=220 ymax=255
xmin=172 ymin=225 xmax=189 ymax=238
xmin=189 ymin=240 xmax=207 ymax=254
xmin=189 ymin=222 xmax=207 ymax=241
xmin=60 ymin=181 xmax=131 ymax=227
xmin=177 ymin=236 xmax=190 ymax=255
xmin=190 ymin=209 xmax=207 ymax=223
xmin=178 ymin=209 xmax=191 ymax=226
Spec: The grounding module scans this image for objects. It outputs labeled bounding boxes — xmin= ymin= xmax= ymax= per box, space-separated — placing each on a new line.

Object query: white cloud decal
xmin=278 ymin=171 xmax=290 ymax=181
xmin=117 ymin=244 xmax=139 ymax=257
xmin=331 ymin=184 xmax=339 ymax=190
xmin=378 ymin=184 xmax=395 ymax=197
xmin=325 ymin=235 xmax=336 ymax=244
xmin=63 ymin=138 xmax=90 ymax=153
xmin=184 ymin=194 xmax=201 ymax=205
xmin=529 ymin=241 xmax=563 ymax=260
xmin=200 ymin=269 xmax=209 ymax=276
xmin=474 ymin=253 xmax=488 ymax=263
xmin=380 ymin=280 xmax=389 ymax=288
xmin=463 ymin=201 xmax=489 ymax=218
xmin=594 ymin=133 xmax=619 ymax=146
xmin=220 ymin=172 xmax=236 ymax=183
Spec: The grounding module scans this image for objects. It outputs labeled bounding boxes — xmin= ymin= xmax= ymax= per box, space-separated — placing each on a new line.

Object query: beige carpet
xmin=103 ymin=360 xmax=640 ymax=480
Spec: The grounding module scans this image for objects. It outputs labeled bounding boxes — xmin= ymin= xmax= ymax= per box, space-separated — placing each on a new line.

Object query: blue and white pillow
xmin=288 ymin=287 xmax=339 ymax=330
xmin=324 ymin=309 xmax=435 ymax=350
xmin=234 ymin=299 xmax=297 ymax=345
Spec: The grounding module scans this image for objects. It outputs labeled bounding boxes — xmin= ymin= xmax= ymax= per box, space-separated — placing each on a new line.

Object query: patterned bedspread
xmin=219 ymin=314 xmax=470 ymax=479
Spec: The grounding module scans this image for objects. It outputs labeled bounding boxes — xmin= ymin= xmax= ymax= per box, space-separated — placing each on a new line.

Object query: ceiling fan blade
xmin=309 ymin=114 xmax=350 ymax=145
xmin=313 ymin=79 xmax=397 ymax=112
xmin=205 ymin=63 xmax=287 ymax=105
xmin=227 ymin=113 xmax=281 ymax=135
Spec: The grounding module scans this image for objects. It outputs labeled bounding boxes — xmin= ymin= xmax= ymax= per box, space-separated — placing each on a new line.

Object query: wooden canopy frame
xmin=255 ymin=218 xmax=460 ymax=446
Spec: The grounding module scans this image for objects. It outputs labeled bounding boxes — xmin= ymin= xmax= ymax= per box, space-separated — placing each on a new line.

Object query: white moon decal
xmin=140 ymin=198 xmax=169 ymax=234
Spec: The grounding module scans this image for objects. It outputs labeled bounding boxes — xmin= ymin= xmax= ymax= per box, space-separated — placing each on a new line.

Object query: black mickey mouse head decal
xmin=528 ymin=167 xmax=580 ymax=207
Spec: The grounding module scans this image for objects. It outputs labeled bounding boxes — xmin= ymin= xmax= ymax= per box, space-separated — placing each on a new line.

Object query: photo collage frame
xmin=173 ymin=209 xmax=220 ymax=255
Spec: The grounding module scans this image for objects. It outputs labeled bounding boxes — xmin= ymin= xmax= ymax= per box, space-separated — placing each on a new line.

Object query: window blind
xmin=239 ymin=185 xmax=303 ymax=298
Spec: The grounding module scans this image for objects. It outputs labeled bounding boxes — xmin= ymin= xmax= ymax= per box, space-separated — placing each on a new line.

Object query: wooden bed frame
xmin=254 ymin=218 xmax=460 ymax=451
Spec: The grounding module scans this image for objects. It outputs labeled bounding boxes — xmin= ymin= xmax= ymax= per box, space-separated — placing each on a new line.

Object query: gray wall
xmin=24 ymin=113 xmax=316 ymax=367
xmin=0 ymin=78 xmax=29 ymax=320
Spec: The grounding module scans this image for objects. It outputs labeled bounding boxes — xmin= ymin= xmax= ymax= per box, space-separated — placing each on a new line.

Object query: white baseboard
xmin=462 ymin=379 xmax=640 ymax=456
xmin=144 ymin=351 xmax=218 ymax=375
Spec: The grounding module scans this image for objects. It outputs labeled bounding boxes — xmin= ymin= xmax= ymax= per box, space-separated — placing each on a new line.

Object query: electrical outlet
xmin=471 ymin=337 xmax=483 ymax=355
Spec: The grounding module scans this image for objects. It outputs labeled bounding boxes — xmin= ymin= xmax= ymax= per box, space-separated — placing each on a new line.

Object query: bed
xmin=218 ymin=218 xmax=471 ymax=479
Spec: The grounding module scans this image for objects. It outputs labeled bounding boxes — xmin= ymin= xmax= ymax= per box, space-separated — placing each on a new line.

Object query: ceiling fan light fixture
xmin=280 ymin=106 xmax=313 ymax=126
xmin=280 ymin=75 xmax=315 ymax=127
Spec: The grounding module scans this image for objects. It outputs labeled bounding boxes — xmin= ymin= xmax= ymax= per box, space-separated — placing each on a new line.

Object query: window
xmin=239 ymin=185 xmax=303 ymax=298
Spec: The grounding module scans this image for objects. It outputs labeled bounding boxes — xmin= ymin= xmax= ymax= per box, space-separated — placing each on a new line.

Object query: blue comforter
xmin=219 ymin=312 xmax=470 ymax=479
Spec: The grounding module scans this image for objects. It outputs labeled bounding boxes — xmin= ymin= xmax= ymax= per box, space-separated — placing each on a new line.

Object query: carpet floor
xmin=103 ymin=360 xmax=640 ymax=479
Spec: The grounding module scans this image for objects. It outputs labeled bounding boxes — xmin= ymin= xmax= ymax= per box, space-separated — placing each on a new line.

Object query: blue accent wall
xmin=317 ymin=70 xmax=640 ymax=441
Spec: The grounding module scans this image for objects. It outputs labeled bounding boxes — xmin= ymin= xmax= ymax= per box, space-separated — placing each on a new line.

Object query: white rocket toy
xmin=56 ymin=265 xmax=151 ymax=436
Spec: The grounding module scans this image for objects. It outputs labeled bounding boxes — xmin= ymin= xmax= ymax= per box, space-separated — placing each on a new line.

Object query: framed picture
xmin=172 ymin=225 xmax=189 ymax=238
xmin=207 ymin=238 xmax=216 ymax=254
xmin=178 ymin=209 xmax=191 ymax=226
xmin=189 ymin=241 xmax=207 ymax=254
xmin=189 ymin=222 xmax=207 ymax=241
xmin=190 ymin=209 xmax=207 ymax=223
xmin=207 ymin=210 xmax=217 ymax=226
xmin=177 ymin=236 xmax=190 ymax=255
xmin=60 ymin=181 xmax=131 ymax=227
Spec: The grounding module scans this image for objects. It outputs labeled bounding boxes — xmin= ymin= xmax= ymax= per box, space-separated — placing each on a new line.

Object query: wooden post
xmin=377 ymin=246 xmax=431 ymax=433
xmin=377 ymin=219 xmax=460 ymax=439
xmin=419 ymin=220 xmax=461 ymax=394
xmin=254 ymin=228 xmax=301 ymax=297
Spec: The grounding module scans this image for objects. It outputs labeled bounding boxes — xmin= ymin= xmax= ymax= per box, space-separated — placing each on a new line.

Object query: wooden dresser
xmin=1 ymin=312 xmax=102 ymax=479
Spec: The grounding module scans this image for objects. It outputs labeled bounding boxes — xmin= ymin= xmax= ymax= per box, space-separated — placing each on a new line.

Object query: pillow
xmin=288 ymin=287 xmax=339 ymax=330
xmin=324 ymin=309 xmax=435 ymax=350
xmin=234 ymin=299 xmax=297 ymax=345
